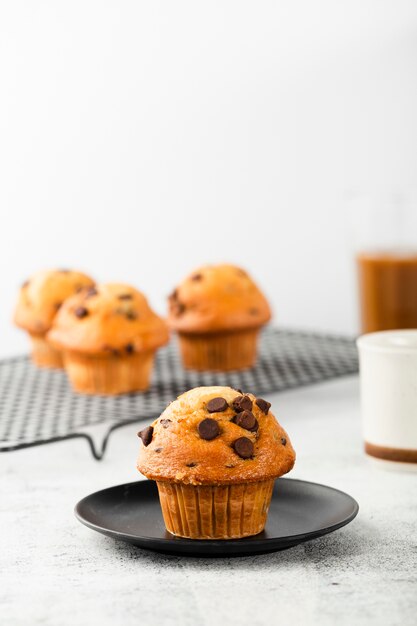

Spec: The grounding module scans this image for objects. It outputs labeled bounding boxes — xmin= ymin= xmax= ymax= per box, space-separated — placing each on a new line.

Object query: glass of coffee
xmin=351 ymin=193 xmax=417 ymax=334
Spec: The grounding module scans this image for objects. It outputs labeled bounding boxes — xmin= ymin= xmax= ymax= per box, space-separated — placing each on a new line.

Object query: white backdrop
xmin=1 ymin=1 xmax=417 ymax=356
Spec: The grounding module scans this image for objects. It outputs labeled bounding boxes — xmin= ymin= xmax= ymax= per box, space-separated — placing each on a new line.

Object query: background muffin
xmin=137 ymin=386 xmax=295 ymax=539
xmin=48 ymin=283 xmax=169 ymax=395
xmin=167 ymin=264 xmax=271 ymax=371
xmin=14 ymin=269 xmax=94 ymax=368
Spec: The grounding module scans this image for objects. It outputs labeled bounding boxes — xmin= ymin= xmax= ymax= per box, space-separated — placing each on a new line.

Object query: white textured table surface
xmin=1 ymin=377 xmax=416 ymax=626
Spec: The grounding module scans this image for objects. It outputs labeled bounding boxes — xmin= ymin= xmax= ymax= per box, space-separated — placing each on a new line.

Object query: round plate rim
xmin=74 ymin=478 xmax=359 ymax=550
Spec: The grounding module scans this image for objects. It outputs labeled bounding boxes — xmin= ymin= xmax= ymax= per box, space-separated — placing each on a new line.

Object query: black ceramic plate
xmin=75 ymin=479 xmax=359 ymax=557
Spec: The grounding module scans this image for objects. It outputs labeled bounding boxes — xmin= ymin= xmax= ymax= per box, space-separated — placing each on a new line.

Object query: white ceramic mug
xmin=357 ymin=330 xmax=417 ymax=468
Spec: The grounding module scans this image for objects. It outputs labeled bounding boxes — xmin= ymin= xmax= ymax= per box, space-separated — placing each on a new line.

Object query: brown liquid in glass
xmin=357 ymin=250 xmax=417 ymax=333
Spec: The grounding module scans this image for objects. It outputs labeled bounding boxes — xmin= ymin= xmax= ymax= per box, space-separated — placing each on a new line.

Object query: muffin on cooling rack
xmin=14 ymin=269 xmax=95 ymax=368
xmin=137 ymin=386 xmax=295 ymax=539
xmin=167 ymin=264 xmax=271 ymax=371
xmin=48 ymin=283 xmax=169 ymax=395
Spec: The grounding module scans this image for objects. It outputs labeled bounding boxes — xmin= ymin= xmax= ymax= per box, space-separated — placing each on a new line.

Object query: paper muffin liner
xmin=29 ymin=333 xmax=63 ymax=368
xmin=156 ymin=479 xmax=275 ymax=539
xmin=178 ymin=328 xmax=260 ymax=371
xmin=63 ymin=350 xmax=155 ymax=395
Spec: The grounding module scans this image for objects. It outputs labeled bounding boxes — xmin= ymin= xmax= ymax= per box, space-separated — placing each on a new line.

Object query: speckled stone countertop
xmin=1 ymin=377 xmax=416 ymax=626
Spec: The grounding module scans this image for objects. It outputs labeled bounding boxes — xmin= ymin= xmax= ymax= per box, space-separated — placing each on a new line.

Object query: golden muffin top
xmin=14 ymin=269 xmax=95 ymax=335
xmin=137 ymin=386 xmax=295 ymax=485
xmin=167 ymin=264 xmax=271 ymax=334
xmin=47 ymin=283 xmax=169 ymax=356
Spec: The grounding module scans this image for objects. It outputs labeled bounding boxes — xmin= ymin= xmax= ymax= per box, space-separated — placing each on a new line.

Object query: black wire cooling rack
xmin=0 ymin=328 xmax=358 ymax=460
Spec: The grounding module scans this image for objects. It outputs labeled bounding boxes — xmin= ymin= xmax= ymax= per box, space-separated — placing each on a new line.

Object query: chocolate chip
xmin=191 ymin=273 xmax=202 ymax=281
xmin=74 ymin=306 xmax=89 ymax=318
xmin=235 ymin=388 xmax=243 ymax=394
xmin=125 ymin=310 xmax=137 ymax=321
xmin=186 ymin=461 xmax=198 ymax=467
xmin=160 ymin=418 xmax=172 ymax=428
xmin=125 ymin=343 xmax=134 ymax=354
xmin=118 ymin=293 xmax=133 ymax=300
xmin=138 ymin=426 xmax=153 ymax=446
xmin=232 ymin=395 xmax=252 ymax=413
xmin=249 ymin=308 xmax=259 ymax=315
xmin=154 ymin=447 xmax=162 ymax=453
xmin=172 ymin=301 xmax=185 ymax=316
xmin=234 ymin=410 xmax=258 ymax=432
xmin=168 ymin=287 xmax=187 ymax=315
xmin=85 ymin=287 xmax=98 ymax=298
xmin=198 ymin=418 xmax=220 ymax=441
xmin=206 ymin=397 xmax=228 ymax=413
xmin=54 ymin=302 xmax=62 ymax=311
xmin=281 ymin=437 xmax=287 ymax=446
xmin=233 ymin=437 xmax=254 ymax=459
xmin=256 ymin=398 xmax=271 ymax=415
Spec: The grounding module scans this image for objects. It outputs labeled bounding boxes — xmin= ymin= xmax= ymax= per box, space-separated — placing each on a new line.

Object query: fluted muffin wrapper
xmin=63 ymin=350 xmax=155 ymax=395
xmin=156 ymin=479 xmax=275 ymax=539
xmin=178 ymin=328 xmax=260 ymax=371
xmin=30 ymin=333 xmax=63 ymax=369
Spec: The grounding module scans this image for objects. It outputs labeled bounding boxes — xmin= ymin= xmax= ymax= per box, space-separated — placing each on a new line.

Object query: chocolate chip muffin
xmin=14 ymin=269 xmax=95 ymax=368
xmin=137 ymin=386 xmax=295 ymax=539
xmin=48 ymin=283 xmax=169 ymax=394
xmin=167 ymin=264 xmax=271 ymax=371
